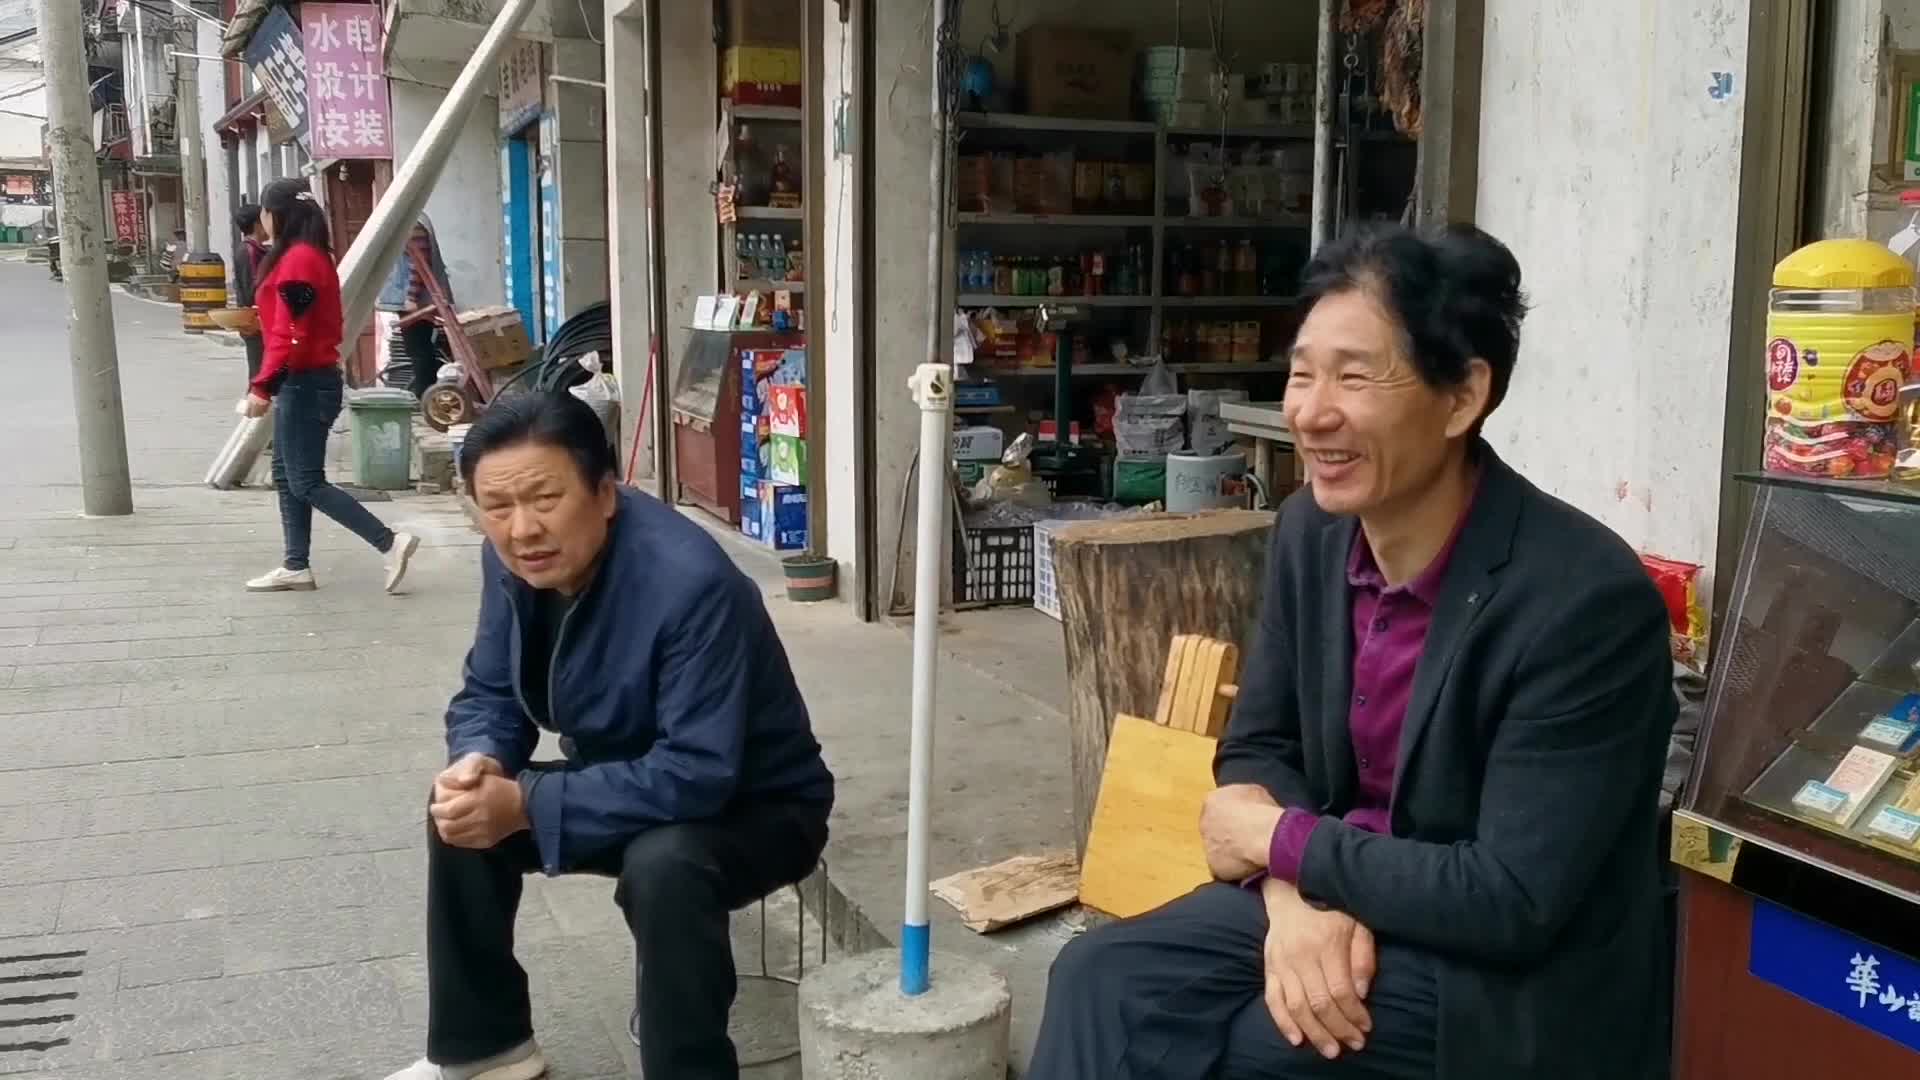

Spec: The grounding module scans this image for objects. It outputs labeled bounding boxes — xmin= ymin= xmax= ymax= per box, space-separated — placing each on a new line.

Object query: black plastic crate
xmin=954 ymin=524 xmax=1036 ymax=605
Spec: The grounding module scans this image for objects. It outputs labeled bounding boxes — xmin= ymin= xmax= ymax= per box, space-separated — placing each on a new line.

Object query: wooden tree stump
xmin=1053 ymin=510 xmax=1275 ymax=858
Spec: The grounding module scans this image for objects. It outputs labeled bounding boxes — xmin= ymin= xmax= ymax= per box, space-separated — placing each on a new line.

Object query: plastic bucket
xmin=782 ymin=555 xmax=837 ymax=603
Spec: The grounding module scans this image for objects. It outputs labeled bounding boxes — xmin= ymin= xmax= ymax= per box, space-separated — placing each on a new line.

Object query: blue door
xmin=501 ymin=133 xmax=541 ymax=343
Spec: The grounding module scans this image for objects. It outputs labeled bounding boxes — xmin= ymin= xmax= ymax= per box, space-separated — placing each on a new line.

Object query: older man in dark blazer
xmin=1029 ymin=224 xmax=1678 ymax=1079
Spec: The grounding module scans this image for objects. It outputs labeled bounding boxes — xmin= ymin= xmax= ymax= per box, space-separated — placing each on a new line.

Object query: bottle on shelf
xmin=735 ymin=124 xmax=768 ymax=206
xmin=1236 ymin=235 xmax=1258 ymax=296
xmin=993 ymin=254 xmax=1012 ymax=295
xmin=769 ymin=145 xmax=800 ymax=207
xmin=735 ymin=231 xmax=753 ymax=282
xmin=1088 ymin=249 xmax=1105 ymax=296
xmin=1047 ymin=255 xmax=1065 ymax=297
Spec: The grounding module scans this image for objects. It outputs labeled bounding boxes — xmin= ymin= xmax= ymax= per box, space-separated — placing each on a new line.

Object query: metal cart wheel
xmin=420 ymin=381 xmax=472 ymax=432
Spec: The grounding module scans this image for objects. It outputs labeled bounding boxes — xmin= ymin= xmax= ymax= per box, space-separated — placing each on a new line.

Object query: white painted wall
xmin=1475 ymin=1 xmax=1749 ymax=569
xmin=0 ymin=34 xmax=45 ymax=164
xmin=195 ymin=22 xmax=232 ymax=267
xmin=820 ymin=10 xmax=859 ymax=575
xmin=388 ymin=73 xmax=506 ymax=309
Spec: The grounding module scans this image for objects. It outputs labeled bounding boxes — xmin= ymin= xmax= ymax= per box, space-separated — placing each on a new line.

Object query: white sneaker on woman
xmin=385 ymin=531 xmax=421 ymax=594
xmin=245 ymin=567 xmax=316 ymax=592
xmin=380 ymin=1040 xmax=547 ymax=1080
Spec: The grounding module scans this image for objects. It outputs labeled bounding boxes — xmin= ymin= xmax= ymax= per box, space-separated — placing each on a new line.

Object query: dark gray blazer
xmin=1216 ymin=445 xmax=1677 ymax=1079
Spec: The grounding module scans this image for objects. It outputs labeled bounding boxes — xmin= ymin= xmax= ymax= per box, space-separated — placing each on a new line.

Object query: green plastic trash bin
xmin=346 ymin=388 xmax=417 ymax=491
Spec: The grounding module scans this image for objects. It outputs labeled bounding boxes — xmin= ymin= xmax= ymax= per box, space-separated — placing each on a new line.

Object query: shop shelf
xmin=1161 ymin=295 xmax=1298 ymax=309
xmin=956 ymin=111 xmax=1157 ymax=135
xmin=737 ymin=206 xmax=803 ymax=221
xmin=731 ymin=103 xmax=802 ymax=122
xmin=955 ymin=294 xmax=1154 ymax=308
xmin=957 ymin=212 xmax=1157 ymax=228
xmin=1166 ymin=214 xmax=1310 ymax=229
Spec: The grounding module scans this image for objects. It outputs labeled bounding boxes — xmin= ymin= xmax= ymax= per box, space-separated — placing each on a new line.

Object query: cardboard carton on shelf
xmin=455 ymin=306 xmax=534 ymax=371
xmin=724 ymin=46 xmax=802 ymax=108
xmin=726 ymin=0 xmax=801 ymax=48
xmin=768 ymin=383 xmax=807 ymax=437
xmin=1016 ymin=25 xmax=1133 ymax=120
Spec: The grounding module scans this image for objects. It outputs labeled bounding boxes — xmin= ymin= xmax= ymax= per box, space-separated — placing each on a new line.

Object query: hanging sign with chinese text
xmin=110 ymin=190 xmax=146 ymax=251
xmin=303 ymin=3 xmax=392 ymax=160
xmin=498 ymin=38 xmax=545 ymax=135
xmin=1749 ymin=899 xmax=1920 ymax=1053
xmin=242 ymin=5 xmax=309 ymax=145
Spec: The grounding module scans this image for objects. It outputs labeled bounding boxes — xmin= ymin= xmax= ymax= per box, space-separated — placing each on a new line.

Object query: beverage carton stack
xmin=739 ymin=347 xmax=810 ymax=551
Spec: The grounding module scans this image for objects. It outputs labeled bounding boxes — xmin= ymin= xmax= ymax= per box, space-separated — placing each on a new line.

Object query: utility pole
xmin=175 ymin=15 xmax=208 ymax=253
xmin=38 ymin=0 xmax=133 ymax=516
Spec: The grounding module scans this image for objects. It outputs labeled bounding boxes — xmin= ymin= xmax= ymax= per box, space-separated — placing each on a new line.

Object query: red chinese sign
xmin=111 ymin=190 xmax=145 ymax=251
xmin=303 ymin=3 xmax=392 ymax=159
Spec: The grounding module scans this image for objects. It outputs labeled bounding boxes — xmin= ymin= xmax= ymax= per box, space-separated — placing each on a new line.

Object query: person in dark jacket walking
xmin=380 ymin=392 xmax=834 ymax=1080
xmin=240 ymin=178 xmax=419 ymax=594
xmin=232 ymin=203 xmax=269 ymax=382
xmin=375 ymin=214 xmax=454 ymax=401
xmin=1027 ymin=225 xmax=1676 ymax=1079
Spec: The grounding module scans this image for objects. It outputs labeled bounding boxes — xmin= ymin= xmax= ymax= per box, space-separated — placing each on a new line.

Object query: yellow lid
xmin=1773 ymin=239 xmax=1916 ymax=289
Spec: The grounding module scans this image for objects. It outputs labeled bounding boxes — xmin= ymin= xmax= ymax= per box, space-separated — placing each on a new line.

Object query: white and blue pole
xmin=902 ymin=363 xmax=952 ymax=995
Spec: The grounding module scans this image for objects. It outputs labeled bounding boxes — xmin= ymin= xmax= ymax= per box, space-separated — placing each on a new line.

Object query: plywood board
xmin=930 ymin=851 xmax=1081 ymax=933
xmin=1077 ymin=714 xmax=1219 ymax=918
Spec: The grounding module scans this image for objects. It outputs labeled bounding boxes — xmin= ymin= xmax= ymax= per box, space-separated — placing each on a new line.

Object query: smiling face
xmin=1284 ymin=287 xmax=1490 ymax=518
xmin=471 ymin=442 xmax=617 ymax=595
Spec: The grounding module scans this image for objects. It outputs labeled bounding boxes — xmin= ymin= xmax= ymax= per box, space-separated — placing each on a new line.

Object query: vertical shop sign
xmin=243 ymin=5 xmax=309 ymax=144
xmin=498 ymin=39 xmax=545 ymax=135
xmin=539 ymin=110 xmax=561 ymax=332
xmin=110 ymin=190 xmax=145 ymax=251
xmin=304 ymin=3 xmax=392 ymax=159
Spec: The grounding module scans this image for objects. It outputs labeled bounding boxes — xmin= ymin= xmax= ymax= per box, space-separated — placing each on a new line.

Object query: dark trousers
xmin=270 ymin=368 xmax=395 ymax=571
xmin=242 ymin=333 xmax=264 ymax=383
xmin=403 ymin=321 xmax=441 ymax=401
xmin=1029 ymin=884 xmax=1438 ymax=1080
xmin=425 ymin=797 xmax=829 ymax=1080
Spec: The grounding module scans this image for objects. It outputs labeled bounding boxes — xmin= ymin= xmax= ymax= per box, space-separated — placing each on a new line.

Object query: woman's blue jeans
xmin=271 ymin=368 xmax=395 ymax=571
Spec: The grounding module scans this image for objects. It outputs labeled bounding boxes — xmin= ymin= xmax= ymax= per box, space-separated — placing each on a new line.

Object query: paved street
xmin=0 ymin=259 xmax=820 ymax=1079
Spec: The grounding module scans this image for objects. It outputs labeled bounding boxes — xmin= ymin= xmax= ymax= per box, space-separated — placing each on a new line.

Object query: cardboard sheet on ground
xmin=931 ymin=851 xmax=1081 ymax=933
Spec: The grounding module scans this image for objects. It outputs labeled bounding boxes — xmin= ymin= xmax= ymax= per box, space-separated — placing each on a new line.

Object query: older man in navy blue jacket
xmin=381 ymin=393 xmax=834 ymax=1080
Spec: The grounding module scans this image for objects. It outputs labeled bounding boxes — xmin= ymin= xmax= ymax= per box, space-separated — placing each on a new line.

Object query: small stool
xmin=630 ymin=862 xmax=830 ymax=1069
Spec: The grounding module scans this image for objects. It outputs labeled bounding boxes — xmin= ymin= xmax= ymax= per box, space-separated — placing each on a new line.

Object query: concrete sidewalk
xmin=0 ymin=263 xmax=1078 ymax=1077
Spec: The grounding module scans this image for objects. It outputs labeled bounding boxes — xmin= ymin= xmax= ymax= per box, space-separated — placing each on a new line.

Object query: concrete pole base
xmin=799 ymin=950 xmax=1011 ymax=1080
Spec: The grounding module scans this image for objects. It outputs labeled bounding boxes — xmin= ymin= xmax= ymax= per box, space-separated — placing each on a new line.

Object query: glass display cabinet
xmin=1674 ymin=473 xmax=1920 ymax=1076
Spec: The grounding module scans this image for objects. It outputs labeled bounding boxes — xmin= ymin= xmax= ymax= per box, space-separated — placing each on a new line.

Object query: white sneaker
xmin=381 ymin=1040 xmax=548 ymax=1080
xmin=385 ymin=531 xmax=421 ymax=594
xmin=245 ymin=567 xmax=316 ymax=592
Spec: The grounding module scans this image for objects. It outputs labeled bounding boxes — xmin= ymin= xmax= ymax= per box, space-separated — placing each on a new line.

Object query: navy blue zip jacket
xmin=446 ymin=487 xmax=834 ymax=874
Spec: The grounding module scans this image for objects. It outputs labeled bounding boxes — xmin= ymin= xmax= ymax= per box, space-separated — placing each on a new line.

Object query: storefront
xmin=1670 ymin=3 xmax=1920 ymax=1073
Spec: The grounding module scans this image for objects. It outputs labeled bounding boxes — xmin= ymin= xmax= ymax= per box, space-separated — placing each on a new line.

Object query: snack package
xmin=1641 ymin=554 xmax=1708 ymax=671
xmin=1763 ymin=417 xmax=1897 ymax=479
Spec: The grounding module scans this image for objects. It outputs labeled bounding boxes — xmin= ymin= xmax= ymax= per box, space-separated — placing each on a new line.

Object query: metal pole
xmin=902 ymin=364 xmax=950 ymax=997
xmin=1310 ymin=0 xmax=1335 ymax=252
xmin=176 ymin=22 xmax=208 ymax=253
xmin=902 ymin=0 xmax=951 ymax=998
xmin=333 ymin=0 xmax=539 ymax=355
xmin=38 ymin=0 xmax=133 ymax=516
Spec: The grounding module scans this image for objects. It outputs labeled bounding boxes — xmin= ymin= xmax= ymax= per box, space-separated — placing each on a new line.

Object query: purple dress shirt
xmin=1266 ymin=499 xmax=1476 ymax=883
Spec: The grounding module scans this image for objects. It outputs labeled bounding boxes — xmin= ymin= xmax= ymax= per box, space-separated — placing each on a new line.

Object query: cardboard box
xmin=1017 ymin=25 xmax=1133 ymax=120
xmin=952 ymin=425 xmax=1005 ymax=463
xmin=768 ymin=384 xmax=807 ymax=437
xmin=724 ymin=46 xmax=802 ymax=108
xmin=726 ymin=0 xmax=801 ymax=48
xmin=748 ymin=481 xmax=808 ymax=551
xmin=741 ymin=417 xmax=769 ymax=479
xmin=770 ymin=432 xmax=807 ymax=486
xmin=456 ymin=306 xmax=533 ymax=371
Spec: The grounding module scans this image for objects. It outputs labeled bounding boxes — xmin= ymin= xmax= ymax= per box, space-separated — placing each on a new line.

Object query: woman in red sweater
xmin=242 ymin=178 xmax=419 ymax=593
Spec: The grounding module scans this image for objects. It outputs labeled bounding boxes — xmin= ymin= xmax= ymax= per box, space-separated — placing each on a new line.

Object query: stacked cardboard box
xmin=739 ymin=348 xmax=809 ymax=551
